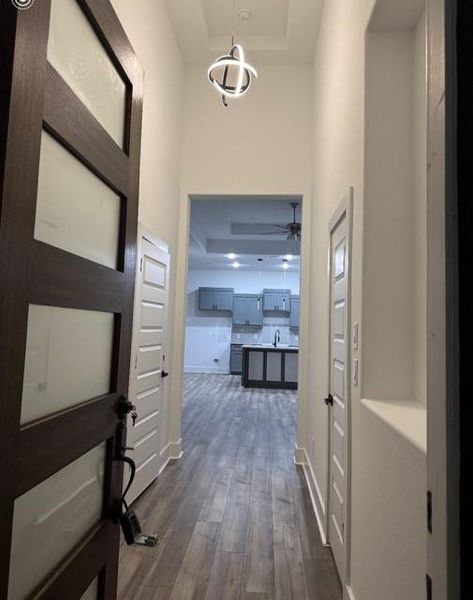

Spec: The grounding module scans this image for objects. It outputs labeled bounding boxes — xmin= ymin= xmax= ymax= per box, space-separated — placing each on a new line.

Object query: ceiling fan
xmin=245 ymin=202 xmax=301 ymax=241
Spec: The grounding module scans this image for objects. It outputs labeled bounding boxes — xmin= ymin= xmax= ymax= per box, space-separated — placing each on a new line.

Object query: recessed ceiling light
xmin=227 ymin=253 xmax=236 ymax=260
xmin=286 ymin=254 xmax=293 ymax=261
xmin=232 ymin=261 xmax=240 ymax=268
xmin=282 ymin=263 xmax=289 ymax=270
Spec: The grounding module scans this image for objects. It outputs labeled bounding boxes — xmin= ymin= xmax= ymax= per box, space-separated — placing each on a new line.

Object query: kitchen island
xmin=241 ymin=344 xmax=298 ymax=390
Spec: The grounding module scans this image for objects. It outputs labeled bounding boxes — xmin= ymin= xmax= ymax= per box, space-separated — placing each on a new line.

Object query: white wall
xmin=111 ymin=0 xmax=184 ymax=465
xmin=184 ymin=269 xmax=300 ymax=373
xmin=304 ymin=1 xmax=427 ymax=599
xmin=171 ymin=63 xmax=314 ymax=452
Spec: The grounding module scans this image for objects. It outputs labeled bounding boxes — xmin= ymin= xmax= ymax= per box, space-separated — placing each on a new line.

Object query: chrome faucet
xmin=273 ymin=329 xmax=280 ymax=347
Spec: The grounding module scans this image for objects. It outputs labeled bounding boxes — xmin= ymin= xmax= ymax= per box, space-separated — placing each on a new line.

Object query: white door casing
xmin=327 ymin=189 xmax=353 ymax=587
xmin=125 ymin=226 xmax=171 ymax=504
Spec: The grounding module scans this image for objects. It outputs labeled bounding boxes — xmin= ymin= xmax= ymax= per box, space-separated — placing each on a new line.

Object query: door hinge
xmin=427 ymin=490 xmax=432 ymax=534
xmin=426 ymin=574 xmax=432 ymax=600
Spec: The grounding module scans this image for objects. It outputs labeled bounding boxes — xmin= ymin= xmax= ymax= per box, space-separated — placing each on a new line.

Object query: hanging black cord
xmin=118 ymin=454 xmax=136 ymax=508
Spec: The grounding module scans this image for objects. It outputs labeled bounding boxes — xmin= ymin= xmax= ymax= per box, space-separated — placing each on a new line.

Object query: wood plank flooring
xmin=117 ymin=374 xmax=342 ymax=600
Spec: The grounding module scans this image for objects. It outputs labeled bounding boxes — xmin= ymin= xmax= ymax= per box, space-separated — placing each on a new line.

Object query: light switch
xmin=352 ymin=323 xmax=359 ymax=350
xmin=352 ymin=359 xmax=359 ymax=386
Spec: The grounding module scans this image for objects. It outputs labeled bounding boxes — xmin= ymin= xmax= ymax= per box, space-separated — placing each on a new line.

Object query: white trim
xmin=345 ymin=584 xmax=357 ymax=600
xmin=294 ymin=445 xmax=328 ymax=546
xmin=159 ymin=438 xmax=183 ymax=474
xmin=294 ymin=443 xmax=306 ymax=465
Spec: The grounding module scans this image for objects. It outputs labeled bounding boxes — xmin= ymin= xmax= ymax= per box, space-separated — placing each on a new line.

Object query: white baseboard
xmin=294 ymin=444 xmax=306 ymax=465
xmin=294 ymin=444 xmax=327 ymax=545
xmin=159 ymin=438 xmax=183 ymax=474
xmin=345 ymin=585 xmax=356 ymax=600
xmin=184 ymin=366 xmax=229 ymax=374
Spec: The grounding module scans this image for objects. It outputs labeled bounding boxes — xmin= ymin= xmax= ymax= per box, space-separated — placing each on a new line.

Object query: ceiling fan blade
xmin=231 ymin=223 xmax=287 ymax=234
xmin=252 ymin=230 xmax=289 ymax=235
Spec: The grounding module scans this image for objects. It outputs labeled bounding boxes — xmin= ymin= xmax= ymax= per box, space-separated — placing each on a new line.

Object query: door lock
xmin=118 ymin=395 xmax=137 ymax=422
xmin=324 ymin=393 xmax=334 ymax=406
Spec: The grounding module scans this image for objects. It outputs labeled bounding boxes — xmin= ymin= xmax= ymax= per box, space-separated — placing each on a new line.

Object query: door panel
xmin=215 ymin=291 xmax=233 ymax=311
xmin=8 ymin=443 xmax=106 ymax=600
xmin=126 ymin=231 xmax=170 ymax=503
xmin=0 ymin=1 xmax=144 ymax=598
xmin=233 ymin=296 xmax=247 ymax=325
xmin=35 ymin=130 xmax=121 ymax=269
xmin=21 ymin=305 xmax=114 ymax=424
xmin=47 ymin=0 xmax=127 ymax=147
xmin=327 ymin=194 xmax=352 ymax=585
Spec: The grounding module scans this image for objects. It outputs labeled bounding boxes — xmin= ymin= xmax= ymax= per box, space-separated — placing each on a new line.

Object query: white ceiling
xmin=189 ymin=195 xmax=302 ymax=271
xmin=165 ymin=0 xmax=324 ymax=65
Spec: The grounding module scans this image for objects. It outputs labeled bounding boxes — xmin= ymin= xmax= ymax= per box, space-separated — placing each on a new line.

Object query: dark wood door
xmin=0 ymin=0 xmax=143 ymax=597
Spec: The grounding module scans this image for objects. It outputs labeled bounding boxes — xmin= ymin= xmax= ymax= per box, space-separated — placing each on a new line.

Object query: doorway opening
xmin=184 ymin=195 xmax=303 ymax=389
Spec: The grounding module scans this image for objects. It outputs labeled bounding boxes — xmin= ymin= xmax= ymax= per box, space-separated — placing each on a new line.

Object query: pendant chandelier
xmin=207 ymin=3 xmax=258 ymax=107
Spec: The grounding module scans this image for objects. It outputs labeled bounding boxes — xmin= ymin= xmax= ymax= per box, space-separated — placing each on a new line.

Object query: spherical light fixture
xmin=208 ymin=43 xmax=257 ymax=107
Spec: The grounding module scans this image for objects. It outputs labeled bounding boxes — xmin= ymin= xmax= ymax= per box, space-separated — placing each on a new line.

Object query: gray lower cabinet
xmin=233 ymin=294 xmax=263 ymax=326
xmin=230 ymin=344 xmax=243 ymax=374
xmin=262 ymin=289 xmax=291 ymax=313
xmin=199 ymin=287 xmax=234 ymax=311
xmin=290 ymin=295 xmax=300 ymax=327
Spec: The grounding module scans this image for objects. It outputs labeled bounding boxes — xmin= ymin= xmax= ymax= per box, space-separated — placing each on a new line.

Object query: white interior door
xmin=327 ymin=191 xmax=352 ymax=585
xmin=125 ymin=226 xmax=171 ymax=503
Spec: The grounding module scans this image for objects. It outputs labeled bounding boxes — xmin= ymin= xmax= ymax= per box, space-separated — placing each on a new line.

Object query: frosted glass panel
xmin=21 ymin=305 xmax=114 ymax=425
xmin=48 ymin=0 xmax=127 ymax=146
xmin=81 ymin=577 xmax=98 ymax=600
xmin=35 ymin=131 xmax=121 ymax=269
xmin=8 ymin=444 xmax=105 ymax=600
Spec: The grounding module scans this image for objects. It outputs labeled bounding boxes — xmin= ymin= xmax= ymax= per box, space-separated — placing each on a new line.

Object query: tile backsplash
xmin=232 ymin=316 xmax=299 ymax=346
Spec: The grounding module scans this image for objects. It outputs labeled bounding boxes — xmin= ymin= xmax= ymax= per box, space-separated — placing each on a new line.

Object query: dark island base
xmin=241 ymin=346 xmax=298 ymax=390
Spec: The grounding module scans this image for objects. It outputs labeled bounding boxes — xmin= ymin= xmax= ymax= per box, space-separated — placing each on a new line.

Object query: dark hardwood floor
xmin=117 ymin=373 xmax=342 ymax=599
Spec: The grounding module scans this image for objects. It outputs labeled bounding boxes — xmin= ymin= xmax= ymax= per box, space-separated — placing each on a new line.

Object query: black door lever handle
xmin=324 ymin=394 xmax=334 ymax=406
xmin=161 ymin=370 xmax=170 ymax=378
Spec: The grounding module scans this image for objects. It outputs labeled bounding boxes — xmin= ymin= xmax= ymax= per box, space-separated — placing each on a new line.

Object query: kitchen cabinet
xmin=198 ymin=287 xmax=234 ymax=311
xmin=232 ymin=294 xmax=263 ymax=326
xmin=230 ymin=343 xmax=243 ymax=374
xmin=290 ymin=295 xmax=300 ymax=327
xmin=262 ymin=289 xmax=291 ymax=313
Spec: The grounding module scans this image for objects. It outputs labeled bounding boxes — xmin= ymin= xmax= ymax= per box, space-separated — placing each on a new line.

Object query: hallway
xmin=117 ymin=374 xmax=342 ymax=599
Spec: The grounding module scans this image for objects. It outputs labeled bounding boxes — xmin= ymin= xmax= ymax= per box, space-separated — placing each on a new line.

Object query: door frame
xmin=445 ymin=0 xmax=467 ymax=598
xmin=169 ymin=192 xmax=312 ymax=462
xmin=0 ymin=1 xmax=143 ymax=597
xmin=324 ymin=187 xmax=354 ymax=591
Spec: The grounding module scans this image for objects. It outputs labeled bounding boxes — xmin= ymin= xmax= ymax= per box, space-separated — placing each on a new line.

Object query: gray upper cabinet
xmin=262 ymin=289 xmax=291 ymax=313
xmin=290 ymin=295 xmax=300 ymax=327
xmin=233 ymin=294 xmax=263 ymax=326
xmin=198 ymin=287 xmax=234 ymax=311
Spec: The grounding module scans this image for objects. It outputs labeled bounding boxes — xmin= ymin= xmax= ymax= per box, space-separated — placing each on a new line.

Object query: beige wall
xmin=111 ymin=0 xmax=184 ymax=462
xmin=306 ymin=0 xmax=427 ymax=598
